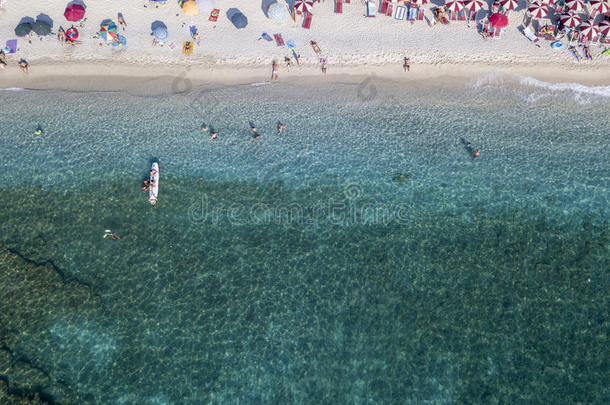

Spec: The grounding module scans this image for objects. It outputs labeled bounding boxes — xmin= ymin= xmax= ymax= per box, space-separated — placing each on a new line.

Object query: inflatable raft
xmin=149 ymin=162 xmax=159 ymax=205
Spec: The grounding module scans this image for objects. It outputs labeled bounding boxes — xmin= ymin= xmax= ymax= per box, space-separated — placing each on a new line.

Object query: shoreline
xmin=1 ymin=61 xmax=610 ymax=93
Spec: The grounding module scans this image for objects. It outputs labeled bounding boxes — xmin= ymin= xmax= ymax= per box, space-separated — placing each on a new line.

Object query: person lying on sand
xmin=18 ymin=59 xmax=29 ymax=74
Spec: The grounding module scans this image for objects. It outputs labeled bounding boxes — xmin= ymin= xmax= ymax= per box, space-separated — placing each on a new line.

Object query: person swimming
xmin=201 ymin=124 xmax=209 ymax=132
xmin=35 ymin=125 xmax=43 ymax=135
xmin=103 ymin=230 xmax=120 ymax=239
xmin=210 ymin=131 xmax=218 ymax=140
xmin=460 ymin=137 xmax=481 ymax=159
xmin=251 ymin=126 xmax=260 ymax=139
xmin=277 ymin=123 xmax=286 ymax=135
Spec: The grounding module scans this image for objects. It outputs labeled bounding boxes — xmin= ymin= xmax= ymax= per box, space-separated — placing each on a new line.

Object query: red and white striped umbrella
xmin=537 ymin=0 xmax=555 ymax=5
xmin=464 ymin=0 xmax=485 ymax=12
xmin=294 ymin=0 xmax=313 ymax=14
xmin=445 ymin=0 xmax=465 ymax=12
xmin=565 ymin=0 xmax=584 ymax=12
xmin=589 ymin=0 xmax=610 ymax=14
xmin=560 ymin=12 xmax=581 ymax=28
xmin=527 ymin=2 xmax=549 ymax=18
xmin=598 ymin=19 xmax=610 ymax=36
xmin=500 ymin=0 xmax=519 ymax=11
xmin=411 ymin=0 xmax=429 ymax=6
xmin=579 ymin=19 xmax=599 ymax=39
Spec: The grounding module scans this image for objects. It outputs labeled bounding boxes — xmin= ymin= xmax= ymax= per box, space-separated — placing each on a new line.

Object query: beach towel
xmin=303 ymin=12 xmax=313 ymax=28
xmin=569 ymin=46 xmax=582 ymax=61
xmin=367 ymin=1 xmax=376 ymax=17
xmin=417 ymin=9 xmax=425 ymax=20
xmin=4 ymin=39 xmax=17 ymax=54
xmin=408 ymin=6 xmax=417 ymax=21
xmin=395 ymin=6 xmax=406 ymax=20
xmin=168 ymin=41 xmax=177 ymax=50
xmin=183 ymin=41 xmax=193 ymax=55
xmin=286 ymin=40 xmax=296 ymax=48
xmin=335 ymin=0 xmax=343 ymax=13
xmin=261 ymin=32 xmax=273 ymax=41
xmin=274 ymin=34 xmax=285 ymax=46
xmin=209 ymin=9 xmax=220 ymax=22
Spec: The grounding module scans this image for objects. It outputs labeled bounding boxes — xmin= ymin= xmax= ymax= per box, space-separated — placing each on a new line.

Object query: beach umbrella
xmin=565 ymin=0 xmax=584 ymax=12
xmin=499 ymin=0 xmax=518 ymax=11
xmin=598 ymin=20 xmax=610 ymax=37
xmin=579 ymin=19 xmax=599 ymax=40
xmin=410 ymin=0 xmax=428 ymax=5
xmin=32 ymin=20 xmax=52 ymax=35
xmin=294 ymin=0 xmax=313 ymax=14
xmin=14 ymin=22 xmax=32 ymax=37
xmin=527 ymin=2 xmax=548 ymax=19
xmin=153 ymin=26 xmax=168 ymax=41
xmin=182 ymin=0 xmax=199 ymax=16
xmin=196 ymin=0 xmax=215 ymax=14
xmin=64 ymin=4 xmax=85 ymax=21
xmin=464 ymin=0 xmax=485 ymax=12
xmin=489 ymin=12 xmax=508 ymax=27
xmin=65 ymin=26 xmax=79 ymax=41
xmin=445 ymin=0 xmax=464 ymax=13
xmin=267 ymin=2 xmax=288 ymax=24
xmin=99 ymin=20 xmax=118 ymax=41
xmin=589 ymin=0 xmax=610 ymax=14
xmin=560 ymin=12 xmax=581 ymax=28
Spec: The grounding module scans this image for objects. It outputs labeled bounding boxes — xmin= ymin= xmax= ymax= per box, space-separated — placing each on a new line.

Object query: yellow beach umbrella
xmin=182 ymin=0 xmax=200 ymax=16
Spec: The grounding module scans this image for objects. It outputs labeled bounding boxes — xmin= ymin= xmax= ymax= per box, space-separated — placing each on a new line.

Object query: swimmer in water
xmin=251 ymin=126 xmax=260 ymax=139
xmin=35 ymin=125 xmax=43 ymax=135
xmin=277 ymin=123 xmax=286 ymax=135
xmin=201 ymin=124 xmax=209 ymax=132
xmin=473 ymin=149 xmax=481 ymax=158
xmin=210 ymin=131 xmax=218 ymax=140
xmin=103 ymin=230 xmax=120 ymax=239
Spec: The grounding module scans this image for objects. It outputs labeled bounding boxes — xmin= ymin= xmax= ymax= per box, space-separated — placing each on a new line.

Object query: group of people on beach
xmin=201 ymin=121 xmax=286 ymax=140
xmin=0 ymin=50 xmax=29 ymax=73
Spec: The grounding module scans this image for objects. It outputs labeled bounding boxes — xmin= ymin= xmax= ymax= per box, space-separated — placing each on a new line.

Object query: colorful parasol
xmin=444 ymin=0 xmax=465 ymax=13
xmin=464 ymin=0 xmax=485 ymax=12
xmin=99 ymin=20 xmax=118 ymax=41
xmin=65 ymin=26 xmax=79 ymax=41
xmin=560 ymin=12 xmax=581 ymax=28
xmin=499 ymin=0 xmax=519 ymax=11
xmin=64 ymin=4 xmax=85 ymax=22
xmin=294 ymin=0 xmax=314 ymax=14
xmin=598 ymin=19 xmax=610 ymax=37
xmin=410 ymin=0 xmax=429 ymax=5
xmin=489 ymin=12 xmax=508 ymax=27
xmin=181 ymin=0 xmax=199 ymax=16
xmin=527 ymin=2 xmax=548 ymax=19
xmin=589 ymin=0 xmax=610 ymax=14
xmin=579 ymin=19 xmax=599 ymax=40
xmin=565 ymin=0 xmax=584 ymax=12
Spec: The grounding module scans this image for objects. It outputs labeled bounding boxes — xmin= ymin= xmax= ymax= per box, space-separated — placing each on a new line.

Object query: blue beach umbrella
xmin=151 ymin=20 xmax=168 ymax=41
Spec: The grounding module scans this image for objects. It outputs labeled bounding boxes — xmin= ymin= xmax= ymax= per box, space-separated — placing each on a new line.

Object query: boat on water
xmin=149 ymin=162 xmax=160 ymax=205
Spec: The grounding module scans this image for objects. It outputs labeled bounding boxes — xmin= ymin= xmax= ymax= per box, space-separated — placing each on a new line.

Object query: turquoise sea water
xmin=0 ymin=74 xmax=608 ymax=404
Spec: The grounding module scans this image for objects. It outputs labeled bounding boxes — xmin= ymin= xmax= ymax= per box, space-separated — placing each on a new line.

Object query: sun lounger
xmin=335 ymin=0 xmax=343 ymax=13
xmin=458 ymin=10 xmax=466 ymax=21
xmin=395 ymin=5 xmax=406 ymax=20
xmin=274 ymin=34 xmax=285 ymax=46
xmin=569 ymin=45 xmax=582 ymax=61
xmin=408 ymin=6 xmax=417 ymax=21
xmin=418 ymin=9 xmax=425 ymax=20
xmin=209 ymin=9 xmax=220 ymax=22
xmin=386 ymin=3 xmax=393 ymax=16
xmin=5 ymin=39 xmax=17 ymax=53
xmin=367 ymin=1 xmax=377 ymax=17
xmin=303 ymin=12 xmax=312 ymax=28
xmin=521 ymin=26 xmax=540 ymax=44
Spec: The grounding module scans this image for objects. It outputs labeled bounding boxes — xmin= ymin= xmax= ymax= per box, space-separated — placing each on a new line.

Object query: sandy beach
xmin=1 ymin=0 xmax=609 ymax=90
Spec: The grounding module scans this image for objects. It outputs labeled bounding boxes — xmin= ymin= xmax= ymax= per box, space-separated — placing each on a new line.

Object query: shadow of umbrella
xmin=261 ymin=0 xmax=276 ymax=17
xmin=36 ymin=13 xmax=53 ymax=28
xmin=67 ymin=0 xmax=87 ymax=9
xmin=227 ymin=8 xmax=248 ymax=29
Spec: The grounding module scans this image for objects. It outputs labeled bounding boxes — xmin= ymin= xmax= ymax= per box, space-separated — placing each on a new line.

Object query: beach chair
xmin=418 ymin=8 xmax=425 ymax=20
xmin=303 ymin=12 xmax=313 ymax=28
xmin=386 ymin=3 xmax=393 ymax=16
xmin=408 ymin=6 xmax=417 ymax=21
xmin=521 ymin=26 xmax=540 ymax=45
xmin=367 ymin=1 xmax=377 ymax=17
xmin=395 ymin=5 xmax=406 ymax=20
xmin=209 ymin=9 xmax=220 ymax=22
xmin=274 ymin=33 xmax=285 ymax=46
xmin=458 ymin=10 xmax=466 ymax=21
xmin=335 ymin=0 xmax=343 ymax=13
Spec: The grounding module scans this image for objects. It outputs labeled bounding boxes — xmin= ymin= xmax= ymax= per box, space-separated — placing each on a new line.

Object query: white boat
xmin=149 ymin=162 xmax=160 ymax=205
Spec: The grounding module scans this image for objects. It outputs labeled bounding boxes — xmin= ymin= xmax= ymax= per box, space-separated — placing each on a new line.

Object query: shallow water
xmin=0 ymin=74 xmax=608 ymax=404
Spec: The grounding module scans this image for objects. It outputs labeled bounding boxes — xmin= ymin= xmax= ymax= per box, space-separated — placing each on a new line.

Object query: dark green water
xmin=0 ymin=77 xmax=608 ymax=404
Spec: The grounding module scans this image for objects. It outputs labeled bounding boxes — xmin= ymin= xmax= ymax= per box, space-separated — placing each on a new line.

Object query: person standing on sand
xmin=403 ymin=57 xmax=411 ymax=72
xmin=271 ymin=60 xmax=279 ymax=81
xmin=118 ymin=13 xmax=127 ymax=30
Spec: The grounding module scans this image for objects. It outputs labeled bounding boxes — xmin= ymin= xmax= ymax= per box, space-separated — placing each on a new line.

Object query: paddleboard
xmin=149 ymin=162 xmax=160 ymax=205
